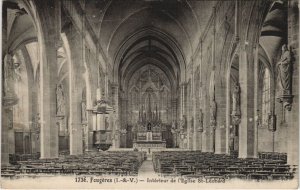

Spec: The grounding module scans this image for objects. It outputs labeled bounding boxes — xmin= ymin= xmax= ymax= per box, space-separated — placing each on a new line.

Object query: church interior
xmin=1 ymin=0 xmax=299 ymax=182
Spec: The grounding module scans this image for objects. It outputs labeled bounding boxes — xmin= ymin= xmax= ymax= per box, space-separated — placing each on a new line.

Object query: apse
xmin=115 ymin=30 xmax=184 ymax=148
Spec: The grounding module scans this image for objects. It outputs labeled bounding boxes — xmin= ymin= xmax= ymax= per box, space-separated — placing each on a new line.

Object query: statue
xmin=277 ymin=44 xmax=293 ymax=111
xmin=13 ymin=62 xmax=22 ymax=82
xmin=56 ymin=84 xmax=65 ymax=116
xmin=3 ymin=53 xmax=18 ymax=107
xmin=232 ymin=82 xmax=241 ymax=116
xmin=278 ymin=44 xmax=292 ymax=94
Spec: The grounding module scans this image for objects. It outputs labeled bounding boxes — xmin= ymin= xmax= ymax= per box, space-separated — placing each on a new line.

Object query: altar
xmin=132 ymin=100 xmax=166 ymax=153
xmin=133 ymin=131 xmax=166 ymax=151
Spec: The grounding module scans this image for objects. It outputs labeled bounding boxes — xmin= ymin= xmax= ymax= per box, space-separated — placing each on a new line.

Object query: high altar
xmin=133 ymin=97 xmax=166 ymax=151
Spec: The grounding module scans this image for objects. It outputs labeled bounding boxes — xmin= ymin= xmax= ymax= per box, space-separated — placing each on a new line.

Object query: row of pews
xmin=9 ymin=153 xmax=41 ymax=164
xmin=2 ymin=151 xmax=146 ymax=177
xmin=152 ymin=151 xmax=297 ymax=181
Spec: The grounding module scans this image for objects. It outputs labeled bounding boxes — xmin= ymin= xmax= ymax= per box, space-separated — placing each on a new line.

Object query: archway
xmin=2 ymin=2 xmax=42 ymax=162
xmin=256 ymin=0 xmax=288 ymax=154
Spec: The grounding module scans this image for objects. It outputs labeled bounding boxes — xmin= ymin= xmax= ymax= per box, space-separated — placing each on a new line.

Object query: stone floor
xmin=138 ymin=160 xmax=156 ymax=177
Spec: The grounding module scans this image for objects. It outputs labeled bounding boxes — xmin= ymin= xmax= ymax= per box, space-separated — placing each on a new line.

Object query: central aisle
xmin=138 ymin=160 xmax=157 ymax=177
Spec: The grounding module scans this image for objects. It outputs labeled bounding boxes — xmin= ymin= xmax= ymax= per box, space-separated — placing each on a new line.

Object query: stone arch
xmin=113 ymin=27 xmax=186 ymax=84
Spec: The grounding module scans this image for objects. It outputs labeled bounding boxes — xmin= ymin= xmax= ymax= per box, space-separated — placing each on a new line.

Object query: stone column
xmin=188 ymin=125 xmax=193 ymax=150
xmin=69 ymin=93 xmax=84 ymax=156
xmin=30 ymin=71 xmax=39 ymax=154
xmin=181 ymin=83 xmax=187 ymax=115
xmin=193 ymin=107 xmax=203 ymax=151
xmin=69 ymin=77 xmax=84 ymax=155
xmin=225 ymin=74 xmax=231 ymax=154
xmin=215 ymin=85 xmax=227 ymax=154
xmin=179 ymin=83 xmax=186 ymax=120
xmin=2 ymin=6 xmax=14 ymax=166
xmin=192 ymin=72 xmax=198 ymax=150
xmin=119 ymin=95 xmax=127 ymax=148
xmin=193 ymin=131 xmax=201 ymax=150
xmin=286 ymin=0 xmax=299 ymax=166
xmin=69 ymin=36 xmax=84 ymax=155
xmin=2 ymin=108 xmax=13 ymax=166
xmin=202 ymin=88 xmax=212 ymax=152
xmin=253 ymin=45 xmax=259 ymax=158
xmin=171 ymin=99 xmax=177 ymax=122
xmin=112 ymin=84 xmax=120 ymax=148
xmin=87 ymin=112 xmax=94 ymax=151
xmin=39 ymin=31 xmax=59 ymax=158
xmin=202 ymin=129 xmax=212 ymax=152
xmin=192 ymin=117 xmax=198 ymax=150
xmin=238 ymin=44 xmax=256 ymax=158
xmin=85 ymin=87 xmax=94 ymax=151
xmin=215 ymin=128 xmax=226 ymax=154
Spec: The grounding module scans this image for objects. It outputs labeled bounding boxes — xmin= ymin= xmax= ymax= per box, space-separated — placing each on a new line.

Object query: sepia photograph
xmin=1 ymin=0 xmax=299 ymax=189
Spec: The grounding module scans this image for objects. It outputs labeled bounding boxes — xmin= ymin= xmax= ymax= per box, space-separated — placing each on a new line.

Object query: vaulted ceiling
xmin=259 ymin=0 xmax=287 ymax=64
xmin=4 ymin=0 xmax=218 ymax=88
xmin=83 ymin=0 xmax=217 ymax=85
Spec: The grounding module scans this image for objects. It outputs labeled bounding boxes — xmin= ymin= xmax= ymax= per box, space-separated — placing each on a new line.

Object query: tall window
xmin=262 ymin=68 xmax=271 ymax=125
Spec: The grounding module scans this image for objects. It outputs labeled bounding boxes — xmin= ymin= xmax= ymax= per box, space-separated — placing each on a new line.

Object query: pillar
xmin=192 ymin=110 xmax=198 ymax=151
xmin=215 ymin=127 xmax=226 ymax=154
xmin=69 ymin=83 xmax=84 ymax=155
xmin=69 ymin=35 xmax=84 ymax=155
xmin=69 ymin=93 xmax=84 ymax=155
xmin=112 ymin=83 xmax=120 ymax=148
xmin=286 ymin=0 xmax=299 ymax=165
xmin=2 ymin=4 xmax=14 ymax=166
xmin=40 ymin=40 xmax=59 ymax=158
xmin=238 ymin=44 xmax=256 ymax=158
xmin=193 ymin=131 xmax=202 ymax=150
xmin=225 ymin=72 xmax=231 ymax=154
xmin=192 ymin=72 xmax=198 ymax=150
xmin=180 ymin=83 xmax=187 ymax=119
xmin=86 ymin=106 xmax=94 ymax=150
xmin=2 ymin=108 xmax=12 ymax=166
xmin=253 ymin=45 xmax=259 ymax=158
xmin=193 ymin=108 xmax=202 ymax=150
xmin=202 ymin=85 xmax=212 ymax=152
xmin=215 ymin=85 xmax=227 ymax=154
